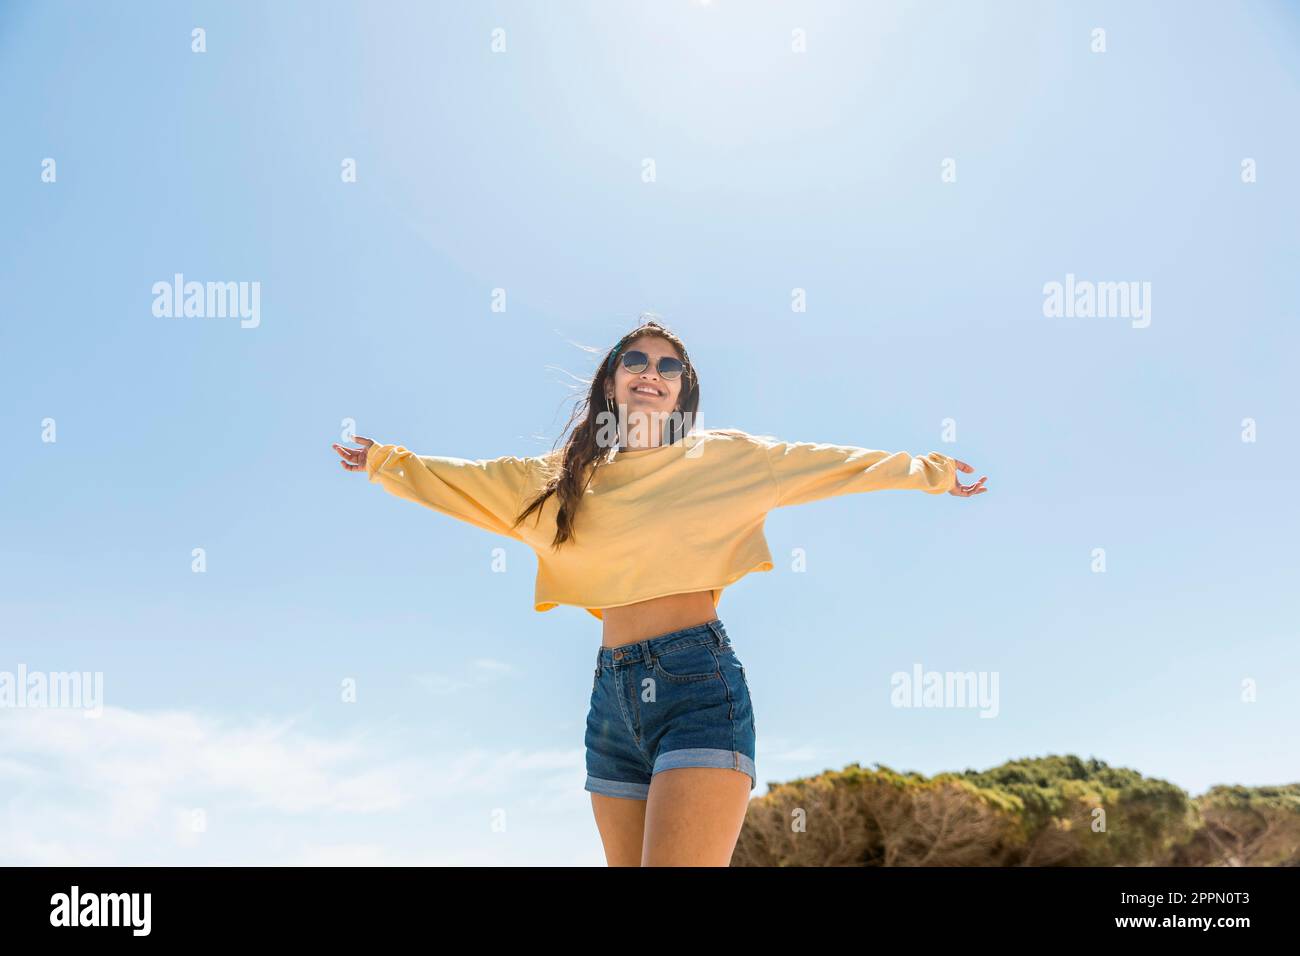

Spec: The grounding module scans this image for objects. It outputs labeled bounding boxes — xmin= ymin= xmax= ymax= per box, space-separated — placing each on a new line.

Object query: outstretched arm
xmin=335 ymin=436 xmax=533 ymax=539
xmin=754 ymin=436 xmax=985 ymax=508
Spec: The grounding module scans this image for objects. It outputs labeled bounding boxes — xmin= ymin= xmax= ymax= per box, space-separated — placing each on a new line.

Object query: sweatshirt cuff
xmin=365 ymin=442 xmax=391 ymax=481
xmin=927 ymin=452 xmax=957 ymax=494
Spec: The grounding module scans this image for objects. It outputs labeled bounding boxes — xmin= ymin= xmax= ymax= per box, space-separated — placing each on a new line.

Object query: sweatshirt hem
xmin=533 ymin=561 xmax=775 ymax=618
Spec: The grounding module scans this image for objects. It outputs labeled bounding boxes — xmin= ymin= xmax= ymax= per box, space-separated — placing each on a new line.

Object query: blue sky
xmin=2 ymin=0 xmax=1297 ymax=865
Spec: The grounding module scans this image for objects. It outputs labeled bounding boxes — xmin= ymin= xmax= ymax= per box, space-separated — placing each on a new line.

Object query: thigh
xmin=590 ymin=793 xmax=648 ymax=867
xmin=642 ymin=767 xmax=752 ymax=866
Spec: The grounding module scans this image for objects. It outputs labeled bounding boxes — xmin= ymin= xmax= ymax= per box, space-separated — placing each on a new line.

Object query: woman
xmin=332 ymin=318 xmax=988 ymax=866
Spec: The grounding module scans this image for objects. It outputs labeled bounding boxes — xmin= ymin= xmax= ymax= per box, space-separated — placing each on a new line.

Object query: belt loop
xmin=708 ymin=619 xmax=724 ymax=647
xmin=639 ymin=639 xmax=653 ymax=669
xmin=595 ymin=645 xmax=603 ymax=675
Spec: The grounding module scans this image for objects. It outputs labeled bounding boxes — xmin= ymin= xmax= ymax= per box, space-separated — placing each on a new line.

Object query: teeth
xmin=633 ymin=387 xmax=659 ymax=395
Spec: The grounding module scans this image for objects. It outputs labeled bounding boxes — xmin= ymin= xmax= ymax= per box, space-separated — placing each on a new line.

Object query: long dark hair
xmin=509 ymin=316 xmax=702 ymax=550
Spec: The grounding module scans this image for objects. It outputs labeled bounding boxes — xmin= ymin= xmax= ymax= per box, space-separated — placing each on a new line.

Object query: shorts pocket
xmin=650 ymin=642 xmax=719 ymax=683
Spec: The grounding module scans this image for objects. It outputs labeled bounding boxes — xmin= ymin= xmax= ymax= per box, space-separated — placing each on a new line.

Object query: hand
xmin=948 ymin=458 xmax=987 ymax=497
xmin=333 ymin=435 xmax=376 ymax=474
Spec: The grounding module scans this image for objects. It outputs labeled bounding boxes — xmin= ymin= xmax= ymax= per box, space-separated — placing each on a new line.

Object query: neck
xmin=610 ymin=409 xmax=674 ymax=451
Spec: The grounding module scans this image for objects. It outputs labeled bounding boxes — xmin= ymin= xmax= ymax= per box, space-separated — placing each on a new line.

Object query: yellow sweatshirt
xmin=365 ymin=428 xmax=956 ymax=620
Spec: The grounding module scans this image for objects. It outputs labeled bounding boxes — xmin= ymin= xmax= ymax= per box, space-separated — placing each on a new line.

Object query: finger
xmin=953 ymin=458 xmax=973 ymax=473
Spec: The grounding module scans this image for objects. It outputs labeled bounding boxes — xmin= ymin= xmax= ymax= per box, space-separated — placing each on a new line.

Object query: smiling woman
xmin=335 ymin=314 xmax=986 ymax=866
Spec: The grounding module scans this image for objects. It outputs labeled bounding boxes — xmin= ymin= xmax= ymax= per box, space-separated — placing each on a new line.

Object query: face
xmin=604 ymin=336 xmax=685 ymax=414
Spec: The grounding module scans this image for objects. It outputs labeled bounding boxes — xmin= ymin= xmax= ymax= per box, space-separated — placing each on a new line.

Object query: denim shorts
xmin=584 ymin=617 xmax=757 ymax=800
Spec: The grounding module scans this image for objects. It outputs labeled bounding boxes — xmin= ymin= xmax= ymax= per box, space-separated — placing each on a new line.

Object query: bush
xmin=732 ymin=755 xmax=1289 ymax=867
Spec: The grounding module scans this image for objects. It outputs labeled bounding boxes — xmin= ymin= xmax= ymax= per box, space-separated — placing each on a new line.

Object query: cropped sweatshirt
xmin=364 ymin=428 xmax=957 ymax=620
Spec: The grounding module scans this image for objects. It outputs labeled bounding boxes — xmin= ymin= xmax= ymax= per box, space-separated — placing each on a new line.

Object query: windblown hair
xmin=507 ymin=315 xmax=749 ymax=550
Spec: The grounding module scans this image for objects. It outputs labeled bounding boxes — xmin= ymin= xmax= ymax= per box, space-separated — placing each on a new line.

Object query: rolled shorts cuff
xmin=584 ymin=748 xmax=758 ymax=800
xmin=584 ymin=775 xmax=651 ymax=800
xmin=654 ymin=747 xmax=756 ymax=790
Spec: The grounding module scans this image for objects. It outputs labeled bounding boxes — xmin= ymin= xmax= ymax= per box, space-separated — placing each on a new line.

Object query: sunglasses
xmin=613 ymin=349 xmax=685 ymax=380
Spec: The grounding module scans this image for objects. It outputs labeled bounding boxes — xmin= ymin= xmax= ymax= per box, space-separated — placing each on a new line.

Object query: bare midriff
xmin=599 ymin=589 xmax=719 ymax=649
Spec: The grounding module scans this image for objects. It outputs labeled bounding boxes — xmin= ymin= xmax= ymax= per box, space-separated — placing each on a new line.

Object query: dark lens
xmin=658 ymin=357 xmax=684 ymax=380
xmin=621 ymin=350 xmax=649 ymax=372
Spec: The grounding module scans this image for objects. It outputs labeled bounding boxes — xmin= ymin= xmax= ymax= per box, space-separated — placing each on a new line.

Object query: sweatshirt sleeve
xmin=758 ymin=437 xmax=957 ymax=508
xmin=364 ymin=442 xmax=533 ymax=539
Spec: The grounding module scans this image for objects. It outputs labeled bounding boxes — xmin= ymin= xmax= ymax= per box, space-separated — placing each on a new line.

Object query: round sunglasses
xmin=612 ymin=349 xmax=685 ymax=380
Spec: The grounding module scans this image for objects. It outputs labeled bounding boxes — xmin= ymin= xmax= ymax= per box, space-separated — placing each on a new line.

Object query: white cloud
xmin=0 ymin=705 xmax=589 ymax=865
xmin=411 ymin=657 xmax=514 ymax=696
